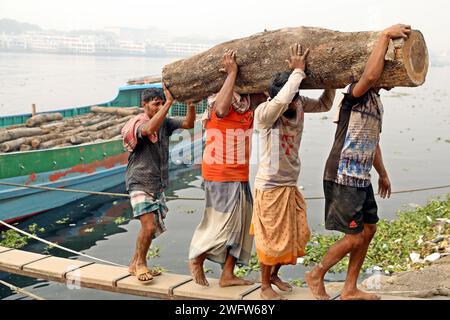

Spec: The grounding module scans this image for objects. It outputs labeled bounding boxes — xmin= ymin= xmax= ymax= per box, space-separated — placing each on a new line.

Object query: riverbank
xmin=302 ymin=195 xmax=450 ymax=274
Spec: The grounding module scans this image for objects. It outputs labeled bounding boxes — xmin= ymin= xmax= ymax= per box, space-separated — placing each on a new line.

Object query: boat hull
xmin=0 ymin=83 xmax=206 ymax=222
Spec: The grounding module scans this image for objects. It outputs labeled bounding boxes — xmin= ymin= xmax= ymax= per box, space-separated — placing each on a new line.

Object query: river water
xmin=0 ymin=52 xmax=449 ymax=299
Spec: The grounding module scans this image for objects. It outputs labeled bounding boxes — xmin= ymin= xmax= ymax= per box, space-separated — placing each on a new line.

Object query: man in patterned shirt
xmin=122 ymin=85 xmax=195 ymax=282
xmin=306 ymin=24 xmax=412 ymax=300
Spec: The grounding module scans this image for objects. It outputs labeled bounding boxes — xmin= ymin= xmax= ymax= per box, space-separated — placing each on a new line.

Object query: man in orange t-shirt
xmin=188 ymin=49 xmax=266 ymax=287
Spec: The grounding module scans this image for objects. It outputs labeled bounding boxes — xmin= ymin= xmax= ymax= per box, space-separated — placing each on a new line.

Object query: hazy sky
xmin=1 ymin=0 xmax=449 ymax=52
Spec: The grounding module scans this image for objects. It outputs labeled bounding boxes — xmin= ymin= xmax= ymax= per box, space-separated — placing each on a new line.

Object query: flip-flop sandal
xmin=134 ymin=266 xmax=153 ymax=282
xmin=129 ymin=267 xmax=162 ymax=277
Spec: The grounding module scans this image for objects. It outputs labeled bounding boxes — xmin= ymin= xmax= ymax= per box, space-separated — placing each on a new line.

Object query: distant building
xmin=163 ymin=42 xmax=211 ymax=57
xmin=0 ymin=31 xmax=213 ymax=58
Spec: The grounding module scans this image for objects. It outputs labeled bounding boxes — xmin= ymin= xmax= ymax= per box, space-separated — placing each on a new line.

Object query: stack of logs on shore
xmin=0 ymin=106 xmax=142 ymax=153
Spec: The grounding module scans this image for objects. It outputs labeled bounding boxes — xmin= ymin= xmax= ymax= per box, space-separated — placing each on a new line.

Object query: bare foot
xmin=305 ymin=270 xmax=331 ymax=300
xmin=219 ymin=274 xmax=254 ymax=287
xmin=270 ymin=275 xmax=293 ymax=292
xmin=134 ymin=264 xmax=153 ymax=282
xmin=189 ymin=258 xmax=209 ymax=286
xmin=260 ymin=286 xmax=288 ymax=300
xmin=128 ymin=263 xmax=136 ymax=275
xmin=341 ymin=288 xmax=381 ymax=300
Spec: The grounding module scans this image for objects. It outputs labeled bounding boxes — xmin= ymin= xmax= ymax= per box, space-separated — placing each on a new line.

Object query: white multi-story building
xmin=118 ymin=40 xmax=146 ymax=54
xmin=163 ymin=42 xmax=211 ymax=57
xmin=0 ymin=32 xmax=214 ymax=58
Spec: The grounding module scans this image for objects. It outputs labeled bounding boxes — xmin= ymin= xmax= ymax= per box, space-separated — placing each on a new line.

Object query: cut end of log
xmin=403 ymin=30 xmax=429 ymax=86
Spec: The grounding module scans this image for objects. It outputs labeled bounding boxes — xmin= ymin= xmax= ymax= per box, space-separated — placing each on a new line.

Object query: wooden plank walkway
xmin=0 ymin=246 xmax=422 ymax=300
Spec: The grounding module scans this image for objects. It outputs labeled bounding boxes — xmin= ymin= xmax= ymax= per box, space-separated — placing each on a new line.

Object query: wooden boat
xmin=0 ymin=83 xmax=205 ymax=223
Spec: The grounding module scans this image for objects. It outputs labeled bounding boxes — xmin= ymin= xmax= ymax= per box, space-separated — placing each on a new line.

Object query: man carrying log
xmin=306 ymin=24 xmax=411 ymax=300
xmin=188 ymin=50 xmax=267 ymax=287
xmin=251 ymin=44 xmax=336 ymax=300
xmin=122 ymin=86 xmax=196 ymax=282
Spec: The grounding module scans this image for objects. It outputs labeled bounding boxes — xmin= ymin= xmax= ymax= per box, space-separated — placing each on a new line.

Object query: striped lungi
xmin=129 ymin=190 xmax=168 ymax=239
xmin=189 ymin=181 xmax=253 ymax=265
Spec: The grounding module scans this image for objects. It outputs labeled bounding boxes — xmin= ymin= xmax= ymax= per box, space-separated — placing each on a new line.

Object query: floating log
xmin=91 ymin=106 xmax=142 ymax=117
xmin=162 ymin=27 xmax=429 ymax=101
xmin=26 ymin=113 xmax=63 ymax=127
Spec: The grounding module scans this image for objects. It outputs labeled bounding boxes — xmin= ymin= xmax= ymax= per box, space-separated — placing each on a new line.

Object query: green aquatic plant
xmin=290 ymin=278 xmax=304 ymax=287
xmin=0 ymin=223 xmax=46 ymax=249
xmin=303 ymin=195 xmax=450 ymax=273
xmin=146 ymin=245 xmax=161 ymax=259
xmin=114 ymin=216 xmax=128 ymax=225
xmin=203 ymin=267 xmax=213 ymax=274
xmin=0 ymin=229 xmax=28 ymax=249
xmin=234 ymin=253 xmax=261 ymax=278
xmin=151 ymin=265 xmax=168 ymax=274
xmin=55 ymin=217 xmax=70 ymax=225
xmin=231 ymin=196 xmax=449 ymax=276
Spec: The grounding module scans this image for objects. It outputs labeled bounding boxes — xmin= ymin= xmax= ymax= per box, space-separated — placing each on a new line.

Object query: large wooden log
xmin=70 ymin=135 xmax=94 ymax=145
xmin=26 ymin=113 xmax=63 ymax=127
xmin=0 ymin=128 xmax=46 ymax=144
xmin=101 ymin=123 xmax=125 ymax=140
xmin=19 ymin=144 xmax=32 ymax=152
xmin=162 ymin=27 xmax=429 ymax=101
xmin=39 ymin=137 xmax=70 ymax=150
xmin=91 ymin=106 xmax=142 ymax=117
xmin=0 ymin=137 xmax=34 ymax=152
xmin=31 ymin=133 xmax=64 ymax=149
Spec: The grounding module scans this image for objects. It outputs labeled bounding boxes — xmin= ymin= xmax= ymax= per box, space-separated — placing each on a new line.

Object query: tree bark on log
xmin=31 ymin=133 xmax=65 ymax=149
xmin=162 ymin=27 xmax=429 ymax=101
xmin=91 ymin=106 xmax=142 ymax=116
xmin=0 ymin=128 xmax=46 ymax=144
xmin=101 ymin=123 xmax=125 ymax=140
xmin=70 ymin=135 xmax=94 ymax=145
xmin=26 ymin=113 xmax=63 ymax=127
xmin=0 ymin=137 xmax=34 ymax=152
xmin=20 ymin=144 xmax=32 ymax=152
xmin=39 ymin=138 xmax=71 ymax=149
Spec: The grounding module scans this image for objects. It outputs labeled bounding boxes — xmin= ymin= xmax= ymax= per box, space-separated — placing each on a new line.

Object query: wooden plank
xmin=173 ymin=278 xmax=260 ymax=300
xmin=0 ymin=249 xmax=430 ymax=300
xmin=22 ymin=256 xmax=93 ymax=282
xmin=0 ymin=249 xmax=48 ymax=270
xmin=65 ymin=263 xmax=130 ymax=289
xmin=243 ymin=286 xmax=338 ymax=300
xmin=0 ymin=246 xmax=14 ymax=253
xmin=379 ymin=295 xmax=425 ymax=300
xmin=116 ymin=273 xmax=192 ymax=299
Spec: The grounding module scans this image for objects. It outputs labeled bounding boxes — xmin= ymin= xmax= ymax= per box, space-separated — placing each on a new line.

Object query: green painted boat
xmin=0 ymin=83 xmax=206 ymax=223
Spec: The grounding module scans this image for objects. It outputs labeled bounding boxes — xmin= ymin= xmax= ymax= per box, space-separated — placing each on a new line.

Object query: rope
xmin=0 ymin=182 xmax=130 ymax=198
xmin=0 ymin=279 xmax=45 ymax=300
xmin=0 ymin=181 xmax=449 ymax=201
xmin=0 ymin=219 xmax=126 ymax=268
